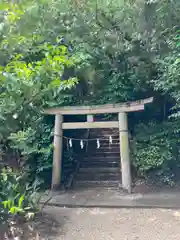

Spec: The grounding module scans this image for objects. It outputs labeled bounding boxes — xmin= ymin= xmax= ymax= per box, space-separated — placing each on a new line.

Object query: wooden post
xmin=52 ymin=114 xmax=63 ymax=189
xmin=118 ymin=112 xmax=131 ymax=193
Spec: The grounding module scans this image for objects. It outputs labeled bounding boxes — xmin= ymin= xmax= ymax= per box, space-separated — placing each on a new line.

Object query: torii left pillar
xmin=52 ymin=114 xmax=63 ymax=189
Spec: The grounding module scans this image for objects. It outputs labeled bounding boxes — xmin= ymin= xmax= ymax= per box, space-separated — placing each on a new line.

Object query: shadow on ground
xmin=0 ymin=212 xmax=68 ymax=240
xmin=34 ymin=211 xmax=68 ymax=239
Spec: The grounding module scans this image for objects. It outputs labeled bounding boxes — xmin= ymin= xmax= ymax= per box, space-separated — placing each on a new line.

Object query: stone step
xmin=89 ymin=137 xmax=119 ymax=141
xmin=81 ymin=156 xmax=120 ymax=161
xmin=87 ymin=148 xmax=120 ymax=153
xmin=96 ymin=142 xmax=120 ymax=145
xmin=85 ymin=154 xmax=120 ymax=158
xmin=73 ymin=128 xmax=122 ymax=188
xmin=86 ymin=141 xmax=119 ymax=147
xmin=83 ymin=155 xmax=120 ymax=161
xmin=79 ymin=148 xmax=119 ymax=155
xmin=79 ymin=167 xmax=120 ymax=173
xmin=84 ymin=151 xmax=120 ymax=156
xmin=75 ymin=172 xmax=120 ymax=181
xmin=82 ymin=154 xmax=120 ymax=162
xmin=81 ymin=160 xmax=120 ymax=167
xmin=81 ymin=163 xmax=120 ymax=169
xmin=82 ymin=159 xmax=120 ymax=164
xmin=88 ymin=141 xmax=119 ymax=146
xmin=86 ymin=146 xmax=120 ymax=150
xmin=79 ymin=154 xmax=120 ymax=160
xmin=73 ymin=180 xmax=120 ymax=189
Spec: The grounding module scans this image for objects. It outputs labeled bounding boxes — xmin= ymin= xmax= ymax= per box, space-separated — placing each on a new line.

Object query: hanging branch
xmin=95 ymin=9 xmax=132 ymax=42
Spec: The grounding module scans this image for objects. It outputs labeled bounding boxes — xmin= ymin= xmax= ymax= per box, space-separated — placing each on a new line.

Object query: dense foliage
xmin=1 ymin=0 xmax=180 ymax=213
xmin=52 ymin=0 xmax=180 ymax=183
xmin=0 ymin=1 xmax=79 ymax=232
xmin=0 ymin=1 xmax=79 ymax=177
xmin=0 ymin=167 xmax=42 ymax=238
xmin=132 ymin=120 xmax=180 ymax=184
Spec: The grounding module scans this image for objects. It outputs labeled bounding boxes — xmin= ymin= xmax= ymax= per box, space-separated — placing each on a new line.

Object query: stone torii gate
xmin=44 ymin=97 xmax=153 ymax=193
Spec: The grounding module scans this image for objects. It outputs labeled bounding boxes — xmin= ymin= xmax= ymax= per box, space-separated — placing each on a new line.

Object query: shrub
xmin=0 ymin=167 xmax=42 ymax=237
xmin=132 ymin=120 xmax=180 ymax=184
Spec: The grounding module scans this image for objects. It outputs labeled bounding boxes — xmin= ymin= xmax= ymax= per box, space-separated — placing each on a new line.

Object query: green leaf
xmin=7 ymin=199 xmax=12 ymax=209
xmin=9 ymin=206 xmax=16 ymax=214
xmin=51 ymin=79 xmax=61 ymax=87
xmin=18 ymin=195 xmax=24 ymax=208
xmin=2 ymin=201 xmax=8 ymax=209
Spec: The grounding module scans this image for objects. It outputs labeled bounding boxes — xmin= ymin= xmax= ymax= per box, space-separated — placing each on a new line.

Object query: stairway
xmin=73 ymin=128 xmax=121 ymax=189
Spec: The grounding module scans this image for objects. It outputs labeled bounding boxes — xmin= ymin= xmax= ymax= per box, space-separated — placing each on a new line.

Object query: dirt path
xmin=35 ymin=207 xmax=180 ymax=240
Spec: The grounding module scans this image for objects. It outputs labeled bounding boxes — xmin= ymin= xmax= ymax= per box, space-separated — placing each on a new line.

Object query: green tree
xmin=0 ymin=0 xmax=79 ymax=189
xmin=1 ymin=0 xmax=180 ymax=188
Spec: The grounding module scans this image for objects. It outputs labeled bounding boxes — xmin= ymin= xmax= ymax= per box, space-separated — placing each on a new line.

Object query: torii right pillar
xmin=118 ymin=112 xmax=131 ymax=193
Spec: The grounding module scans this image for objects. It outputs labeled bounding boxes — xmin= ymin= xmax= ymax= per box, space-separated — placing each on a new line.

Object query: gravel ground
xmin=35 ymin=207 xmax=180 ymax=240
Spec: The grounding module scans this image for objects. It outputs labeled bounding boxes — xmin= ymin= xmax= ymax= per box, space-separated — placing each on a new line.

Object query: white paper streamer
xmin=97 ymin=139 xmax=100 ymax=149
xmin=13 ymin=113 xmax=18 ymax=119
xmin=109 ymin=135 xmax=113 ymax=144
xmin=69 ymin=139 xmax=72 ymax=148
xmin=80 ymin=140 xmax=84 ymax=149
